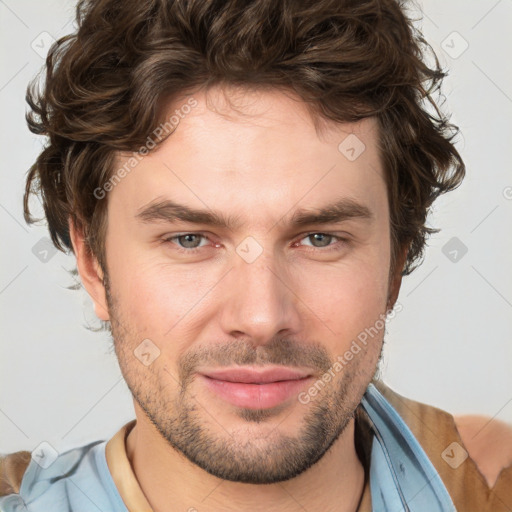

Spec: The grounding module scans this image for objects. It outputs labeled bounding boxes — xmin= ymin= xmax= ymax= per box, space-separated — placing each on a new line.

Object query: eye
xmin=295 ymin=232 xmax=348 ymax=251
xmin=164 ymin=233 xmax=211 ymax=252
xmin=162 ymin=232 xmax=348 ymax=255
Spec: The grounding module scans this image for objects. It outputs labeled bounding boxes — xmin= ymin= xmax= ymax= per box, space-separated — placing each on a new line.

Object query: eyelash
xmin=162 ymin=232 xmax=349 ymax=254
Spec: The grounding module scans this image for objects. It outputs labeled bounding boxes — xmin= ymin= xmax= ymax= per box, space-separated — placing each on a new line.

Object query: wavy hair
xmin=24 ymin=0 xmax=465 ymax=276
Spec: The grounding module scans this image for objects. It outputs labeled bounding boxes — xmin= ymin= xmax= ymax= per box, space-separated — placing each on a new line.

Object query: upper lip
xmin=200 ymin=366 xmax=313 ymax=384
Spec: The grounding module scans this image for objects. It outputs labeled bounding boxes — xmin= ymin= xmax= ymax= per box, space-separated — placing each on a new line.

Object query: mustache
xmin=177 ymin=337 xmax=333 ymax=386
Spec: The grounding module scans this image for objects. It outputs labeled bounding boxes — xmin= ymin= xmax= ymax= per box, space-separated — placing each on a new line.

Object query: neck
xmin=126 ymin=410 xmax=366 ymax=512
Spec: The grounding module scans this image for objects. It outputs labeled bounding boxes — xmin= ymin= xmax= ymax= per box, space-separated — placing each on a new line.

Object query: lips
xmin=201 ymin=366 xmax=312 ymax=384
xmin=198 ymin=366 xmax=314 ymax=409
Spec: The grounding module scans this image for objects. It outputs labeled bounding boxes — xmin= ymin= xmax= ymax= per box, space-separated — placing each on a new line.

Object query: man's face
xmin=100 ymin=86 xmax=394 ymax=484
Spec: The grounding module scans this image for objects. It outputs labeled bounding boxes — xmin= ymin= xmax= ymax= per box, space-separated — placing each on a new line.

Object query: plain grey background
xmin=1 ymin=0 xmax=511 ymax=455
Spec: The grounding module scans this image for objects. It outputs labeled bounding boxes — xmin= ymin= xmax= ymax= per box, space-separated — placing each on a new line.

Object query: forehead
xmin=161 ymin=85 xmax=381 ymax=158
xmin=109 ymin=85 xmax=387 ymax=224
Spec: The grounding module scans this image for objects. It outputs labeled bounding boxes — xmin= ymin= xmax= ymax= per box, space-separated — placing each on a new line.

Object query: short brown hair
xmin=24 ymin=0 xmax=465 ymax=276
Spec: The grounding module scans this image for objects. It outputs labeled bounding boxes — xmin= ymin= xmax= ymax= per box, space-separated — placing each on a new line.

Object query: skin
xmin=70 ymin=85 xmax=407 ymax=512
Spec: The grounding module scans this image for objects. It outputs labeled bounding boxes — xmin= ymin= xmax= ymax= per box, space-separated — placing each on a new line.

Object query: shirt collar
xmin=361 ymin=383 xmax=456 ymax=511
xmin=105 ymin=419 xmax=152 ymax=512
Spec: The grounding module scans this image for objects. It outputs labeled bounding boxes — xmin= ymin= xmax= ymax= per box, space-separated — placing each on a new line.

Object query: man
xmin=1 ymin=0 xmax=511 ymax=510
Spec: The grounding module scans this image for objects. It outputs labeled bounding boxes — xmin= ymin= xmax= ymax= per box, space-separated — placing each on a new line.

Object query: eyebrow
xmin=135 ymin=197 xmax=373 ymax=230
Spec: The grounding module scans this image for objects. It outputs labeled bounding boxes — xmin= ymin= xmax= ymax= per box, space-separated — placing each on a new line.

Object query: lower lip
xmin=200 ymin=375 xmax=313 ymax=409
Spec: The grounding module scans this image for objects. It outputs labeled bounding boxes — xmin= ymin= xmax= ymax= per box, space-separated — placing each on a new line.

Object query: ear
xmin=68 ymin=219 xmax=110 ymax=321
xmin=387 ymin=244 xmax=408 ymax=310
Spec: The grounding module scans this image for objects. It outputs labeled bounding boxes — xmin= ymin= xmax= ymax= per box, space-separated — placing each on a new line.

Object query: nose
xmin=218 ymin=251 xmax=303 ymax=346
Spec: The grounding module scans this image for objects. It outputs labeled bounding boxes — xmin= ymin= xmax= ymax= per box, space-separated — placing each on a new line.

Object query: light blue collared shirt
xmin=0 ymin=383 xmax=456 ymax=511
xmin=361 ymin=383 xmax=456 ymax=511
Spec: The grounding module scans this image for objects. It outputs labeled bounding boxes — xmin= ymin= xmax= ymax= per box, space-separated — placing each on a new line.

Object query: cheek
xmin=326 ymin=281 xmax=386 ymax=330
xmin=292 ymin=250 xmax=390 ymax=353
xmin=108 ymin=252 xmax=218 ymax=342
